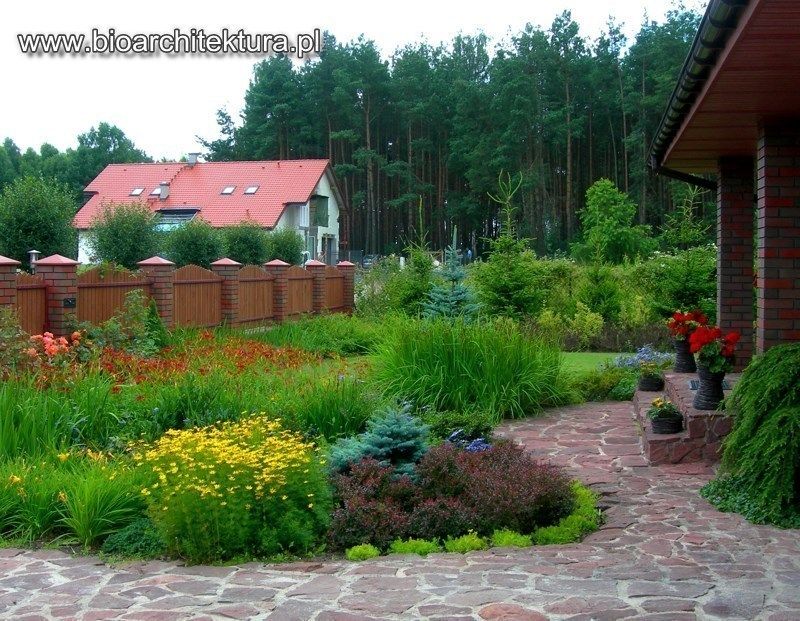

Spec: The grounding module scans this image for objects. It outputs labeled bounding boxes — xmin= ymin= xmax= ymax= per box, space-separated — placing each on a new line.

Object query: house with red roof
xmin=74 ymin=156 xmax=344 ymax=264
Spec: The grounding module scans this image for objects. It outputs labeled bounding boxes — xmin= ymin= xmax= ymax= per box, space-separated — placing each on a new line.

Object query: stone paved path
xmin=1 ymin=402 xmax=799 ymax=621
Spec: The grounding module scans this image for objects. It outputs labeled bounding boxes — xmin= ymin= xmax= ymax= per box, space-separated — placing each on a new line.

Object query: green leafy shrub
xmin=345 ymin=543 xmax=381 ymax=561
xmin=87 ymin=203 xmax=162 ymax=269
xmin=572 ymin=365 xmax=637 ymax=402
xmin=374 ymin=318 xmax=570 ymax=421
xmin=165 ymin=219 xmax=224 ymax=268
xmin=491 ymin=529 xmax=533 ymax=547
xmin=532 ymin=483 xmax=601 ymax=544
xmin=706 ymin=344 xmax=800 ymax=526
xmin=388 ymin=537 xmax=441 ymax=556
xmin=265 ymin=229 xmax=304 ymax=265
xmin=223 ymin=221 xmax=270 ymax=265
xmin=700 ymin=475 xmax=800 ymax=529
xmin=444 ymin=532 xmax=488 ymax=553
xmin=0 ymin=307 xmax=31 ymax=378
xmin=328 ymin=404 xmax=429 ymax=477
xmin=101 ymin=517 xmax=167 ymax=558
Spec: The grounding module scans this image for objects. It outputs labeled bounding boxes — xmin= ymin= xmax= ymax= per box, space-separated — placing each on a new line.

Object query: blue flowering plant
xmin=613 ymin=345 xmax=673 ymax=371
xmin=447 ymin=429 xmax=491 ymax=453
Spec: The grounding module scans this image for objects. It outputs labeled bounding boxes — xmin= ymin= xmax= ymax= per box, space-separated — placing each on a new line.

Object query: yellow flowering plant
xmin=134 ymin=415 xmax=331 ymax=563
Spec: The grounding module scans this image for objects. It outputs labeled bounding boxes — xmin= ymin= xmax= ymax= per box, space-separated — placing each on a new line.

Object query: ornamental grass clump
xmin=135 ymin=416 xmax=331 ymax=563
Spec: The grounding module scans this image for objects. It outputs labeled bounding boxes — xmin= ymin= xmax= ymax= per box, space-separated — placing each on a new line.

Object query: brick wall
xmin=756 ymin=121 xmax=800 ymax=351
xmin=717 ymin=156 xmax=755 ymax=369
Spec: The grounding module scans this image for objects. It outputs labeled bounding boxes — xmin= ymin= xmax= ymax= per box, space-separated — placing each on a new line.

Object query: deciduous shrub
xmin=223 ymin=221 xmax=269 ymax=265
xmin=532 ymin=482 xmax=601 ymax=544
xmin=444 ymin=532 xmax=488 ymax=553
xmin=87 ymin=203 xmax=162 ymax=269
xmin=703 ymin=344 xmax=800 ymax=526
xmin=388 ymin=537 xmax=441 ymax=556
xmin=164 ymin=219 xmax=224 ymax=268
xmin=266 ymin=229 xmax=304 ymax=265
xmin=374 ymin=318 xmax=570 ymax=421
xmin=135 ymin=416 xmax=331 ymax=563
xmin=492 ymin=529 xmax=533 ymax=547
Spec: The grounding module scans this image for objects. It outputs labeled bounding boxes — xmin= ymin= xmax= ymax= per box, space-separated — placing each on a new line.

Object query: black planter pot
xmin=638 ymin=375 xmax=665 ymax=391
xmin=693 ymin=365 xmax=726 ymax=410
xmin=674 ymin=338 xmax=696 ymax=373
xmin=651 ymin=416 xmax=683 ymax=434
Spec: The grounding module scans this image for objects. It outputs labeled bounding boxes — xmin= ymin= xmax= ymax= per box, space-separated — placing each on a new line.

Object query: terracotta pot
xmin=693 ymin=365 xmax=726 ymax=410
xmin=674 ymin=338 xmax=696 ymax=373
xmin=651 ymin=416 xmax=683 ymax=434
xmin=638 ymin=375 xmax=665 ymax=391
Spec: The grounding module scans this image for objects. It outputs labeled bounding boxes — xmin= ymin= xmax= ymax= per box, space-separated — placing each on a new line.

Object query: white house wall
xmin=274 ymin=172 xmax=340 ymax=256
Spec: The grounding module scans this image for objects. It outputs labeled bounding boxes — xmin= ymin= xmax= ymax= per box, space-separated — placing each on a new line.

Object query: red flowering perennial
xmin=667 ymin=309 xmax=708 ymax=340
xmin=689 ymin=325 xmax=740 ymax=373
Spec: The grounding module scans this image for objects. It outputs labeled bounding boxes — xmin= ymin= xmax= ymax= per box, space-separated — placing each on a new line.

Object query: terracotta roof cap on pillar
xmin=137 ymin=256 xmax=176 ymax=266
xmin=304 ymin=259 xmax=326 ymax=267
xmin=35 ymin=254 xmax=80 ymax=266
xmin=265 ymin=259 xmax=290 ymax=267
xmin=337 ymin=260 xmax=356 ymax=267
xmin=211 ymin=258 xmax=243 ymax=267
xmin=0 ymin=255 xmax=21 ymax=266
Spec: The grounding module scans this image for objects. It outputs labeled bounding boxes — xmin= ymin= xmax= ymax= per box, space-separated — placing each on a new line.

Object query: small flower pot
xmin=651 ymin=416 xmax=683 ymax=434
xmin=693 ymin=365 xmax=726 ymax=410
xmin=673 ymin=338 xmax=696 ymax=373
xmin=638 ymin=375 xmax=665 ymax=391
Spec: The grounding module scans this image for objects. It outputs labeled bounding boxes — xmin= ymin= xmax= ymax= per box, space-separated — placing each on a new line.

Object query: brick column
xmin=305 ymin=259 xmax=327 ymax=313
xmin=265 ymin=259 xmax=289 ymax=322
xmin=211 ymin=258 xmax=242 ymax=326
xmin=756 ymin=121 xmax=800 ymax=352
xmin=717 ymin=156 xmax=755 ymax=370
xmin=137 ymin=256 xmax=176 ymax=328
xmin=35 ymin=254 xmax=79 ymax=336
xmin=337 ymin=261 xmax=356 ymax=313
xmin=0 ymin=255 xmax=20 ymax=310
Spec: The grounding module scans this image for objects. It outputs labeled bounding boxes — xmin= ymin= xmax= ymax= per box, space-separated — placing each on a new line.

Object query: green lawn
xmin=562 ymin=352 xmax=623 ymax=377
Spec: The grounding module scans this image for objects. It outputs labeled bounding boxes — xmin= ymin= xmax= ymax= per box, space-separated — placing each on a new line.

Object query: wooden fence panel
xmin=77 ymin=266 xmax=151 ymax=324
xmin=16 ymin=273 xmax=47 ymax=335
xmin=238 ymin=265 xmax=274 ymax=325
xmin=324 ymin=266 xmax=345 ymax=310
xmin=286 ymin=265 xmax=313 ymax=316
xmin=174 ymin=265 xmax=222 ymax=327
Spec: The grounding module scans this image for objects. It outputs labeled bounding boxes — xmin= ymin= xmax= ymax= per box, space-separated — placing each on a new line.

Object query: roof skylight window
xmin=221 ymin=185 xmax=236 ymax=195
xmin=130 ymin=187 xmax=144 ymax=196
xmin=244 ymin=185 xmax=259 ymax=194
xmin=150 ymin=187 xmax=161 ymax=196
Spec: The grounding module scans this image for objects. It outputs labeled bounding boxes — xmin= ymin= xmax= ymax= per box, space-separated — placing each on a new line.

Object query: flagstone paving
xmin=1 ymin=401 xmax=799 ymax=620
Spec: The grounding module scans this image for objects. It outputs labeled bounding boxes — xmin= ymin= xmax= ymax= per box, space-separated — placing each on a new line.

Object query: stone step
xmin=633 ymin=372 xmax=739 ymax=465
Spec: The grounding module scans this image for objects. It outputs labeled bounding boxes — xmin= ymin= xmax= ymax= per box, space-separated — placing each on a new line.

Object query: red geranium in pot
xmin=667 ymin=310 xmax=708 ymax=373
xmin=689 ymin=325 xmax=740 ymax=410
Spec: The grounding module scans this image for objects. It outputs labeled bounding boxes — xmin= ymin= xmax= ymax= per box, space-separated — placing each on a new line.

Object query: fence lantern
xmin=28 ymin=249 xmax=40 ymax=273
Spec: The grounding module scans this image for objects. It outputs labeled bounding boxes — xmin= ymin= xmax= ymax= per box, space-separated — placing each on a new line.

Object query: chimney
xmin=187 ymin=152 xmax=200 ymax=167
xmin=159 ymin=181 xmax=170 ymax=200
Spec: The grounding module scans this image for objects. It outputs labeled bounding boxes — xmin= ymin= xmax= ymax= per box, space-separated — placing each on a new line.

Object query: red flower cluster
xmin=667 ymin=310 xmax=708 ymax=339
xmin=689 ymin=325 xmax=740 ymax=357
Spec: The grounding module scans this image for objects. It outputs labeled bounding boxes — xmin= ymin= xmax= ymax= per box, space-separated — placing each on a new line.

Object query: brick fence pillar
xmin=211 ymin=258 xmax=242 ymax=326
xmin=305 ymin=259 xmax=327 ymax=313
xmin=0 ymin=255 xmax=20 ymax=310
xmin=756 ymin=120 xmax=800 ymax=352
xmin=265 ymin=259 xmax=289 ymax=322
xmin=717 ymin=156 xmax=755 ymax=370
xmin=35 ymin=254 xmax=79 ymax=336
xmin=138 ymin=256 xmax=176 ymax=329
xmin=337 ymin=261 xmax=356 ymax=313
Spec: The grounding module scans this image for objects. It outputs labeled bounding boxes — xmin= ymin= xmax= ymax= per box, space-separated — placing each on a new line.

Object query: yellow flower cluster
xmin=134 ymin=415 xmax=317 ymax=510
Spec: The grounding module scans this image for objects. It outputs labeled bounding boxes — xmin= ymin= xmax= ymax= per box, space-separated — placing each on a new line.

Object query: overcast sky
xmin=2 ymin=0 xmax=704 ymax=160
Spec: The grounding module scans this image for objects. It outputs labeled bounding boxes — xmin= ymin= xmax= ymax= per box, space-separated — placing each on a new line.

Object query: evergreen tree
xmin=423 ymin=227 xmax=479 ymax=320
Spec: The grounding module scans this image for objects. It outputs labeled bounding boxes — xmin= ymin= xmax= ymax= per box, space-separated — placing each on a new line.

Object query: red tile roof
xmin=74 ymin=159 xmax=331 ymax=229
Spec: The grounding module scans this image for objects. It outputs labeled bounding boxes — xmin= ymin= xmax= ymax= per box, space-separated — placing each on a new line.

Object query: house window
xmin=130 ymin=187 xmax=144 ymax=196
xmin=221 ymin=185 xmax=236 ymax=195
xmin=310 ymin=195 xmax=329 ymax=227
xmin=244 ymin=185 xmax=259 ymax=194
xmin=150 ymin=187 xmax=161 ymax=196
